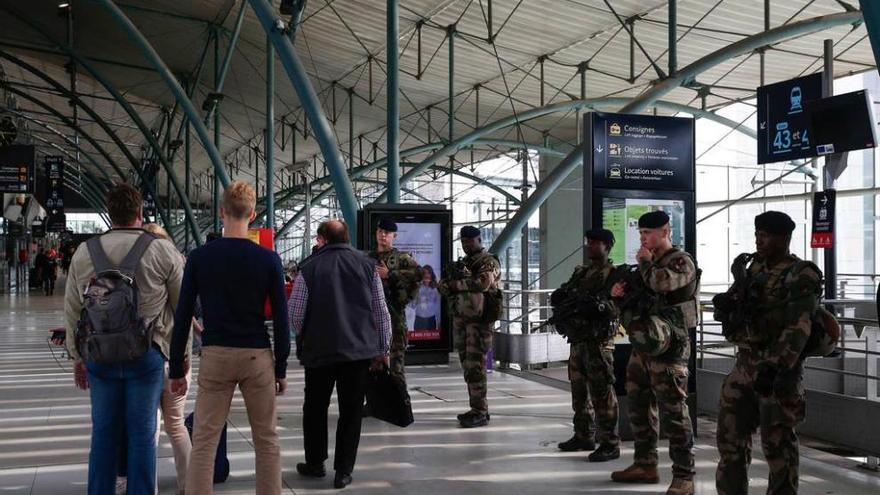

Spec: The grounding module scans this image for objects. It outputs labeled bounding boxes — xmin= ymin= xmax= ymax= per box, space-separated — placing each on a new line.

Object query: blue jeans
xmin=87 ymin=347 xmax=165 ymax=495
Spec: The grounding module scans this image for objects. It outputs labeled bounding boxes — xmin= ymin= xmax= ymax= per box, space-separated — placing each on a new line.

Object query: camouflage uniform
xmin=625 ymin=248 xmax=698 ymax=480
xmin=716 ymin=254 xmax=822 ymax=495
xmin=439 ymin=249 xmax=502 ymax=416
xmin=560 ymin=261 xmax=620 ymax=448
xmin=368 ymin=248 xmax=421 ymax=380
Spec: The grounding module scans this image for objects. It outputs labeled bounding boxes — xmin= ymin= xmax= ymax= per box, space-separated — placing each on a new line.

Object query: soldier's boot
xmin=457 ymin=410 xmax=490 ymax=422
xmin=587 ymin=444 xmax=620 ymax=462
xmin=557 ymin=435 xmax=596 ymax=452
xmin=459 ymin=412 xmax=489 ymax=428
xmin=610 ymin=464 xmax=660 ymax=484
xmin=665 ymin=478 xmax=694 ymax=495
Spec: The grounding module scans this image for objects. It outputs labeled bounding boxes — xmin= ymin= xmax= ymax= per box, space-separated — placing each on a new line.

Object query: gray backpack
xmin=75 ymin=232 xmax=156 ymax=364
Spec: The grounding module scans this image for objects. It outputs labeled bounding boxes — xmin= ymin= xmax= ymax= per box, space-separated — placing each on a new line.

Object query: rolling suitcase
xmin=185 ymin=412 xmax=230 ymax=483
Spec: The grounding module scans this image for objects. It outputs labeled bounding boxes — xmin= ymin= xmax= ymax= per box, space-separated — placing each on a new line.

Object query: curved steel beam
xmin=0 ymin=12 xmax=185 ymax=233
xmin=488 ymin=146 xmax=581 ymax=254
xmin=374 ymin=97 xmax=757 ymax=202
xmin=620 ymin=11 xmax=864 ymax=113
xmin=248 ymin=0 xmax=359 ymax=238
xmin=5 ymin=108 xmax=112 ymax=183
xmin=272 ymin=139 xmax=563 ymax=237
xmin=94 ymin=0 xmax=231 ymax=189
xmin=30 ymin=134 xmax=108 ymax=193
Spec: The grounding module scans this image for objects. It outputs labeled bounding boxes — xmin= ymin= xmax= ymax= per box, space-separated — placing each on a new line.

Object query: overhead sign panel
xmin=590 ymin=112 xmax=695 ymax=191
xmin=0 ymin=144 xmax=36 ymax=193
xmin=757 ymin=73 xmax=823 ymax=164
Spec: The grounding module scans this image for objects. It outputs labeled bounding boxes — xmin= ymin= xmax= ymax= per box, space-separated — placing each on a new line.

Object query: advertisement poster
xmin=395 ymin=222 xmax=443 ymax=341
xmin=602 ymin=197 xmax=686 ymax=264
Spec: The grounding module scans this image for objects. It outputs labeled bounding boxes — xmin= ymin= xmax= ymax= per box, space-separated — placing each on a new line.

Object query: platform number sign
xmin=758 ymin=73 xmax=823 ymax=164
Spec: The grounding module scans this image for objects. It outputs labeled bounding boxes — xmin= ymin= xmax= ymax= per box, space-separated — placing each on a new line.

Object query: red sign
xmin=409 ymin=329 xmax=441 ymax=341
xmin=810 ymin=232 xmax=833 ymax=249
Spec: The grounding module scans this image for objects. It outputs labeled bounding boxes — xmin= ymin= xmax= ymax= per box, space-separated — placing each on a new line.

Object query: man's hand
xmin=275 ymin=378 xmax=287 ymax=396
xmin=636 ymin=246 xmax=653 ymax=263
xmin=370 ymin=355 xmax=389 ymax=371
xmin=377 ymin=262 xmax=390 ymax=280
xmin=73 ymin=360 xmax=88 ymax=390
xmin=170 ymin=378 xmax=188 ymax=397
xmin=611 ymin=281 xmax=627 ymax=298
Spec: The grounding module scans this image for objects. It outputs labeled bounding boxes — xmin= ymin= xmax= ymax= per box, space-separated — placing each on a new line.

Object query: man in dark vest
xmin=290 ymin=220 xmax=392 ymax=489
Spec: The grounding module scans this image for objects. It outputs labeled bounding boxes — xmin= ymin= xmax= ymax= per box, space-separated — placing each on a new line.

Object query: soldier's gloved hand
xmin=437 ymin=280 xmax=450 ymax=296
xmin=754 ymin=363 xmax=778 ymax=397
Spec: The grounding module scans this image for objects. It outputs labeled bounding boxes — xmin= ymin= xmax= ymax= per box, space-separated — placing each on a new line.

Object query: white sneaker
xmin=114 ymin=476 xmax=127 ymax=495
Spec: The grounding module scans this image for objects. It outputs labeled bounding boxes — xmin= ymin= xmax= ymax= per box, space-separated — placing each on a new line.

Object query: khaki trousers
xmin=185 ymin=346 xmax=280 ymax=495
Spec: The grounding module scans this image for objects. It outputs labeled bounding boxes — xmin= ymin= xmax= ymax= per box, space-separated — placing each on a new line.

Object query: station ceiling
xmin=0 ymin=0 xmax=875 ymax=203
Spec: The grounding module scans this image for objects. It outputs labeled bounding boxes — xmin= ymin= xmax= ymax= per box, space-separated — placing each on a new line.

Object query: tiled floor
xmin=1 ymin=280 xmax=879 ymax=494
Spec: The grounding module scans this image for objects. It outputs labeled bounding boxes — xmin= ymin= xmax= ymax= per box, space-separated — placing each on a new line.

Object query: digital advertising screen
xmin=602 ymin=197 xmax=686 ymax=264
xmin=358 ymin=204 xmax=453 ymax=363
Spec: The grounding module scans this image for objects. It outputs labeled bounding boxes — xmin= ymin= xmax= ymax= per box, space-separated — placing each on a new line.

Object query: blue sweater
xmin=169 ymin=237 xmax=290 ymax=379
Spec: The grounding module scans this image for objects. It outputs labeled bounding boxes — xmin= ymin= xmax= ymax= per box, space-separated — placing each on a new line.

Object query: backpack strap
xmin=118 ymin=233 xmax=157 ymax=277
xmin=85 ymin=236 xmax=114 ymax=274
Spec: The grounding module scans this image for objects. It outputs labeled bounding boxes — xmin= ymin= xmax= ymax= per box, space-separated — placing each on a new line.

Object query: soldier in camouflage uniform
xmin=554 ymin=228 xmax=621 ymax=462
xmin=368 ymin=217 xmax=422 ymax=381
xmin=714 ymin=211 xmax=823 ymax=495
xmin=438 ymin=225 xmax=502 ymax=428
xmin=610 ymin=211 xmax=698 ymax=495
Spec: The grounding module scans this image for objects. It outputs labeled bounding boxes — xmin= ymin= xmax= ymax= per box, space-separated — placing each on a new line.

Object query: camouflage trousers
xmin=627 ymin=350 xmax=695 ymax=480
xmin=716 ymin=348 xmax=805 ymax=495
xmin=453 ymin=318 xmax=493 ymax=415
xmin=389 ymin=310 xmax=408 ymax=381
xmin=568 ymin=340 xmax=619 ymax=447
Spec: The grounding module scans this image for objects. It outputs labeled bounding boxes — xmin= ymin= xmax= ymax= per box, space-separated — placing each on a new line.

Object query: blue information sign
xmin=757 ymin=73 xmax=823 ymax=164
xmin=588 ymin=112 xmax=695 ymax=191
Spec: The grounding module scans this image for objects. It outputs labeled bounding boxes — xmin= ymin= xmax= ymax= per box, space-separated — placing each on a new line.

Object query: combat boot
xmin=665 ymin=478 xmax=694 ymax=495
xmin=557 ymin=435 xmax=596 ymax=452
xmin=587 ymin=444 xmax=620 ymax=462
xmin=610 ymin=464 xmax=660 ymax=484
xmin=457 ymin=410 xmax=490 ymax=422
xmin=459 ymin=412 xmax=489 ymax=428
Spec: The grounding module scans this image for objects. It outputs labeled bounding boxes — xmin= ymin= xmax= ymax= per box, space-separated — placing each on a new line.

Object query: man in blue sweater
xmin=169 ymin=181 xmax=290 ymax=495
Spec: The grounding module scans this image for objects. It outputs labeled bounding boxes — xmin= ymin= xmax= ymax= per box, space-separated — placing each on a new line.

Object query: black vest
xmin=299 ymin=244 xmax=380 ymax=367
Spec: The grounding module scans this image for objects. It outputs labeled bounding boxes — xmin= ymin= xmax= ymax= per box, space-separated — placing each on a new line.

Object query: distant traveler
xmin=169 ymin=181 xmax=290 ymax=495
xmin=291 ymin=220 xmax=391 ymax=489
xmin=64 ymin=183 xmax=184 ymax=495
xmin=43 ymin=247 xmax=58 ymax=296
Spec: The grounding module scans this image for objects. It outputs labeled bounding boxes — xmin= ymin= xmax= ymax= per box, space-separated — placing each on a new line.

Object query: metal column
xmin=823 ymin=39 xmax=837 ymax=301
xmin=520 ymin=150 xmax=530 ymax=333
xmin=668 ymin=0 xmax=677 ymax=75
xmin=266 ymin=35 xmax=275 ymax=230
xmin=386 ymin=0 xmax=400 ymax=203
xmin=448 ymin=24 xmax=455 ymax=143
xmin=185 ymin=116 xmax=191 ymax=249
xmin=213 ymin=28 xmax=222 ymax=233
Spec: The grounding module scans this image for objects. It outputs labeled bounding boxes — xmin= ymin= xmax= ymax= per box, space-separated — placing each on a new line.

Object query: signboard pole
xmin=823 ymin=39 xmax=838 ymax=302
xmin=582 ymin=113 xmax=594 ymax=264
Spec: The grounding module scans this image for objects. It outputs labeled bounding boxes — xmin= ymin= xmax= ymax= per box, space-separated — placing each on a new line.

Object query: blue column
xmin=266 ymin=35 xmax=275 ymax=230
xmin=386 ymin=0 xmax=400 ymax=203
xmin=860 ymin=0 xmax=880 ymax=76
xmin=248 ymin=0 xmax=359 ymax=238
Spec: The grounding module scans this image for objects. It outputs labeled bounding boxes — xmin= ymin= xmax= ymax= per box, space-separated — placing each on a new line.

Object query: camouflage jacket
xmin=742 ymin=254 xmax=822 ymax=369
xmin=368 ymin=248 xmax=422 ymax=311
xmin=439 ymin=249 xmax=501 ymax=321
xmin=553 ymin=259 xmax=617 ymax=342
xmin=639 ymin=247 xmax=700 ymax=328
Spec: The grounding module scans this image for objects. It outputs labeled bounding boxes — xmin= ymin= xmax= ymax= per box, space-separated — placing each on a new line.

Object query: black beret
xmin=377 ymin=216 xmax=397 ymax=232
xmin=585 ymin=228 xmax=615 ymax=247
xmin=638 ymin=210 xmax=670 ymax=229
xmin=460 ymin=225 xmax=481 ymax=239
xmin=755 ymin=211 xmax=796 ymax=235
